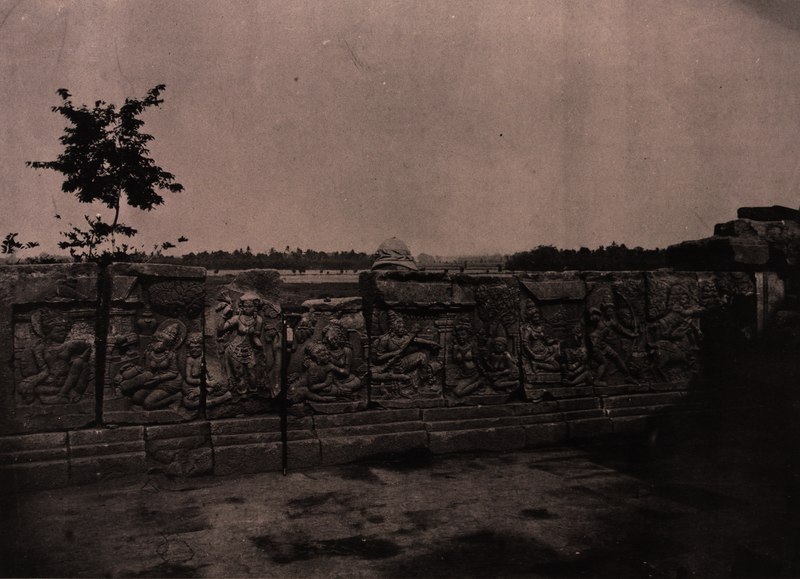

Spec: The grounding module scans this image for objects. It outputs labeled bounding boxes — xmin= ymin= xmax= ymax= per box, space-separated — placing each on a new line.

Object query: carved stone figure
xmin=114 ymin=320 xmax=186 ymax=410
xmin=448 ymin=319 xmax=484 ymax=397
xmin=520 ymin=301 xmax=561 ymax=378
xmin=319 ymin=322 xmax=362 ymax=395
xmin=645 ymin=284 xmax=703 ymax=383
xmin=217 ymin=293 xmax=272 ymax=395
xmin=483 ymin=336 xmax=520 ymax=391
xmin=371 ymin=311 xmax=441 ymax=396
xmin=182 ymin=333 xmax=231 ymax=410
xmin=588 ymin=304 xmax=639 ymax=385
xmin=288 ymin=343 xmax=340 ymax=403
xmin=17 ymin=309 xmax=92 ymax=405
xmin=563 ymin=324 xmax=592 ymax=386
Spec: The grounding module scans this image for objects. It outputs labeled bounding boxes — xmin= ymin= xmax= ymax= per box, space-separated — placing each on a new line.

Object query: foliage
xmin=27 ymin=85 xmax=185 ymax=261
xmin=153 ymin=247 xmax=374 ymax=271
xmin=1 ymin=233 xmax=40 ymax=255
xmin=506 ymin=243 xmax=667 ymax=271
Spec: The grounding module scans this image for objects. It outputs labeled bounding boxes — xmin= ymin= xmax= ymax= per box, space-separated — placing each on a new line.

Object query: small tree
xmin=27 ymin=85 xmax=185 ymax=261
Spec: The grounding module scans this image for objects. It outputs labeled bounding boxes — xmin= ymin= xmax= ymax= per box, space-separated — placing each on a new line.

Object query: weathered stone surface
xmin=602 ymin=392 xmax=685 ymax=409
xmin=428 ymin=426 xmax=526 ymax=454
xmin=0 ymin=432 xmax=69 ymax=494
xmin=523 ymin=422 xmax=569 ymax=447
xmin=286 ymin=294 xmax=367 ymax=412
xmin=105 ymin=264 xmax=206 ymax=425
xmin=144 ymin=422 xmax=212 ymax=477
xmin=567 ymin=417 xmax=613 ymax=439
xmin=314 ymin=409 xmax=419 ymax=428
xmin=0 ymin=264 xmax=98 ymax=435
xmin=320 ymin=431 xmax=428 ymax=465
xmin=518 ymin=273 xmax=588 ymax=398
xmin=68 ymin=427 xmax=146 ymax=485
xmin=205 ymin=269 xmax=282 ymax=419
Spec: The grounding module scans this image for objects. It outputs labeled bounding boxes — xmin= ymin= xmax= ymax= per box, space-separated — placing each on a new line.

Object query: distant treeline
xmin=153 ymin=247 xmax=374 ymax=272
xmin=506 ymin=243 xmax=666 ymax=271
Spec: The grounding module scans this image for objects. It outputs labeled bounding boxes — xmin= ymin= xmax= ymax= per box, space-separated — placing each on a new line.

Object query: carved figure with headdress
xmin=17 ymin=308 xmax=92 ymax=405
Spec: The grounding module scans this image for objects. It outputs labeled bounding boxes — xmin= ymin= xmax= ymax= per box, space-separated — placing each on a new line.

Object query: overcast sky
xmin=1 ymin=0 xmax=799 ymax=256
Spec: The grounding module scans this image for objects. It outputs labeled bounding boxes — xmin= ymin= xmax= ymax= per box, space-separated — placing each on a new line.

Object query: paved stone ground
xmin=2 ymin=416 xmax=799 ymax=578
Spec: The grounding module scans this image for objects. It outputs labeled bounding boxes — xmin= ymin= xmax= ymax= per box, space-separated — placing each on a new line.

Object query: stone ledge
xmin=428 ymin=427 xmax=526 ymax=454
xmin=319 ymin=431 xmax=428 ymax=466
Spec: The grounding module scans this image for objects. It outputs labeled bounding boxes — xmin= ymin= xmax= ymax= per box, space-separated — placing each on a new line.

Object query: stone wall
xmin=0 ymin=263 xmax=765 ymax=491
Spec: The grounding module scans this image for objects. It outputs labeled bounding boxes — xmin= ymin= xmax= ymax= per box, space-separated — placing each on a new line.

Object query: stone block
xmin=567 ymin=417 xmax=613 ymax=439
xmin=428 ymin=426 xmax=526 ymax=454
xmin=320 ymin=431 xmax=428 ymax=465
xmin=562 ymin=409 xmax=605 ymax=421
xmin=422 ymin=406 xmax=514 ymax=422
xmin=204 ymin=269 xmax=282 ymax=419
xmin=602 ymin=392 xmax=684 ymax=409
xmin=67 ymin=427 xmax=146 ymax=485
xmin=0 ymin=264 xmax=98 ymax=435
xmin=144 ymin=422 xmax=212 ymax=477
xmin=611 ymin=415 xmax=651 ymax=435
xmin=424 ymin=416 xmax=527 ymax=432
xmin=736 ymin=205 xmax=800 ymax=222
xmin=557 ymin=397 xmax=601 ymax=412
xmin=0 ymin=431 xmax=69 ymax=492
xmin=313 ymin=409 xmax=420 ymax=428
xmin=315 ymin=420 xmax=425 ymax=438
xmin=0 ymin=460 xmax=70 ymax=493
xmin=105 ymin=263 xmax=206 ymax=425
xmin=523 ymin=422 xmax=569 ymax=447
xmin=666 ymin=237 xmax=770 ymax=270
xmin=212 ymin=441 xmax=284 ymax=476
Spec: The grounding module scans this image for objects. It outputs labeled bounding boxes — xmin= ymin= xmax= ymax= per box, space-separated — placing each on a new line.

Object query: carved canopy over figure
xmin=17 ymin=308 xmax=92 ymax=405
xmin=115 ymin=319 xmax=186 ymax=410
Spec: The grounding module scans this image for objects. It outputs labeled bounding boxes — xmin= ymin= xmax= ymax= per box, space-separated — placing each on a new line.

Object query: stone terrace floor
xmin=2 ymin=415 xmax=799 ymax=578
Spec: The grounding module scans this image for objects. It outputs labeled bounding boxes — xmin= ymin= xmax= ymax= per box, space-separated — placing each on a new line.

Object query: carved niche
xmin=517 ymin=273 xmax=588 ymax=400
xmin=105 ymin=269 xmax=206 ymax=423
xmin=286 ymin=298 xmax=368 ymax=414
xmin=14 ymin=307 xmax=94 ymax=407
xmin=443 ymin=279 xmax=521 ymax=405
xmin=584 ymin=272 xmax=648 ymax=388
xmin=370 ymin=309 xmax=445 ymax=407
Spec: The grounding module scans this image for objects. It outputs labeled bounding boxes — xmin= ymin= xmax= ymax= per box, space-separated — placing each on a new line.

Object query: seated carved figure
xmin=563 ymin=325 xmax=592 ymax=386
xmin=18 ymin=309 xmax=92 ymax=405
xmin=449 ymin=320 xmax=483 ymax=397
xmin=520 ymin=302 xmax=561 ymax=377
xmin=371 ymin=313 xmax=440 ymax=393
xmin=288 ymin=343 xmax=339 ymax=404
xmin=320 ymin=323 xmax=362 ymax=396
xmin=115 ymin=320 xmax=186 ymax=410
xmin=182 ymin=333 xmax=231 ymax=409
xmin=483 ymin=337 xmax=520 ymax=391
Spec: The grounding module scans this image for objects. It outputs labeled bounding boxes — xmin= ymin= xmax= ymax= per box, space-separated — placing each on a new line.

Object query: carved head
xmin=387 ymin=311 xmax=407 ymax=336
xmin=453 ymin=320 xmax=473 ymax=343
xmin=39 ymin=310 xmax=70 ymax=343
xmin=152 ymin=323 xmax=180 ymax=351
xmin=492 ymin=336 xmax=508 ymax=353
xmin=238 ymin=293 xmax=261 ymax=315
xmin=187 ymin=333 xmax=203 ymax=357
xmin=588 ymin=307 xmax=603 ymax=323
xmin=307 ymin=342 xmax=330 ymax=364
xmin=322 ymin=323 xmax=348 ymax=349
xmin=524 ymin=301 xmax=541 ymax=324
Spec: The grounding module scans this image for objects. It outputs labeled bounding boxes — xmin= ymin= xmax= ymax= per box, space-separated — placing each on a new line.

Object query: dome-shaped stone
xmin=371 ymin=237 xmax=418 ymax=271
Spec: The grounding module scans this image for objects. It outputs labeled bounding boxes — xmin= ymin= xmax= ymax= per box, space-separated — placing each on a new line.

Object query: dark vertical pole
xmin=280 ymin=313 xmax=289 ymax=475
xmin=94 ymin=261 xmax=112 ymax=426
xmin=199 ymin=286 xmax=207 ymax=419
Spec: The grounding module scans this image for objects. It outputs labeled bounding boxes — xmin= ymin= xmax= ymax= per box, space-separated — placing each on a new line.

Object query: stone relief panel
xmin=1 ymin=263 xmax=98 ymax=434
xmin=584 ymin=272 xmax=648 ymax=388
xmin=519 ymin=273 xmax=588 ymax=400
xmin=204 ymin=270 xmax=282 ymax=419
xmin=443 ymin=278 xmax=521 ymax=405
xmin=286 ymin=298 xmax=368 ymax=414
xmin=370 ymin=309 xmax=445 ymax=408
xmin=105 ymin=266 xmax=206 ymax=424
xmin=644 ymin=272 xmax=704 ymax=386
xmin=14 ymin=307 xmax=95 ymax=407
